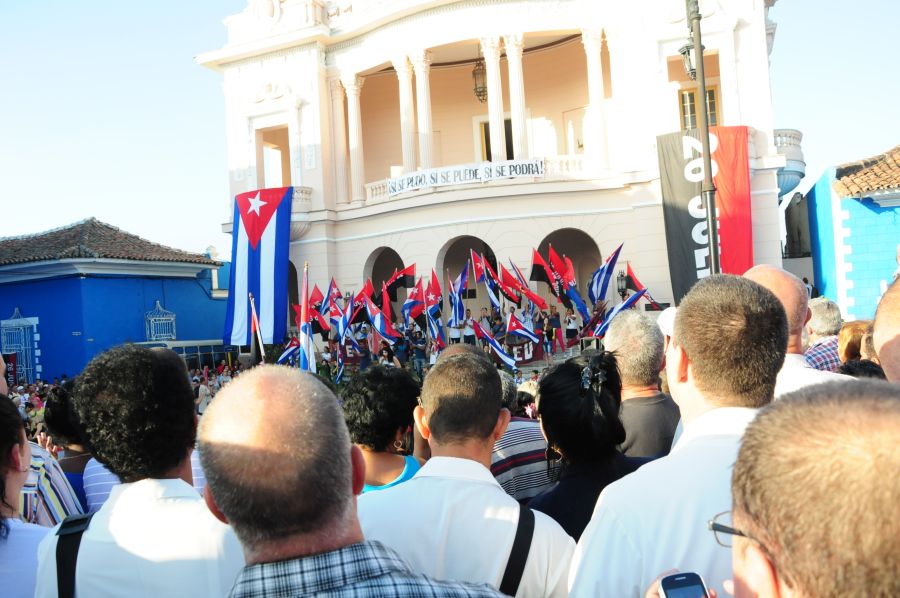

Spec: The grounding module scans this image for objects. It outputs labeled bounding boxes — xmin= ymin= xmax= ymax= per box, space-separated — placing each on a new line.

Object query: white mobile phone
xmin=659 ymin=572 xmax=710 ymax=598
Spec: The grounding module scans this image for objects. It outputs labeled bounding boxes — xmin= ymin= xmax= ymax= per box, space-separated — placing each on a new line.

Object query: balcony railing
xmin=363 ymin=155 xmax=599 ymax=204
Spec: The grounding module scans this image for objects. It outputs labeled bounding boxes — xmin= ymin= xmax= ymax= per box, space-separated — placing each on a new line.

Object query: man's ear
xmin=733 ymin=541 xmax=783 ymax=598
xmin=413 ymin=405 xmax=431 ymax=440
xmin=493 ymin=408 xmax=512 ymax=441
xmin=804 ymin=307 xmax=812 ymax=326
xmin=203 ymin=485 xmax=229 ymax=524
xmin=671 ymin=343 xmax=689 ymax=384
xmin=350 ymin=445 xmax=366 ymax=496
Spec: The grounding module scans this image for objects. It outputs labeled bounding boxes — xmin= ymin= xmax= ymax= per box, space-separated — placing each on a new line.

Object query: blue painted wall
xmin=807 ymin=169 xmax=837 ymax=300
xmin=0 ymin=271 xmax=228 ymax=381
xmin=806 ymin=167 xmax=899 ymax=319
xmin=842 ymin=198 xmax=899 ymax=318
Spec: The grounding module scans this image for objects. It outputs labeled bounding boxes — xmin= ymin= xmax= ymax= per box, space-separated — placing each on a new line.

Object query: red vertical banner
xmin=711 ymin=126 xmax=753 ymax=274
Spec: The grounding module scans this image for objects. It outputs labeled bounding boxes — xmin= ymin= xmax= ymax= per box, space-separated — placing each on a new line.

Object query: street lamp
xmin=472 ymin=58 xmax=487 ymax=103
xmin=683 ymin=0 xmax=720 ymax=274
xmin=616 ymin=270 xmax=628 ymax=301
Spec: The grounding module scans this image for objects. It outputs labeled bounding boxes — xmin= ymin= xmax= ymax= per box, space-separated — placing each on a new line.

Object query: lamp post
xmin=616 ymin=270 xmax=628 ymax=301
xmin=683 ymin=0 xmax=720 ymax=274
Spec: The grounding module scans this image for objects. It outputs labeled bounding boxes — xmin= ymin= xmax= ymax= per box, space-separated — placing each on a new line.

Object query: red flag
xmin=529 ymin=249 xmax=553 ymax=287
xmin=425 ymin=269 xmax=443 ymax=311
xmin=548 ymin=245 xmax=572 ymax=286
xmin=470 ymin=249 xmax=486 ymax=283
xmin=385 ymin=263 xmax=417 ymax=300
xmin=381 ymin=282 xmax=394 ymax=323
xmin=564 ymin=256 xmax=576 ymax=285
xmin=495 ymin=263 xmax=522 ymax=304
xmin=350 ymin=279 xmax=375 ymax=325
xmin=626 ymin=263 xmax=663 ymax=309
xmin=509 ymin=261 xmax=549 ymax=310
xmin=309 ymin=285 xmax=325 ymax=311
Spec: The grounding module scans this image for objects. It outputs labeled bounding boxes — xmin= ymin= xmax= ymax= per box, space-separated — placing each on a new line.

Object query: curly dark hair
xmin=74 ymin=345 xmax=196 ymax=483
xmin=1 ymin=395 xmax=25 ymax=538
xmin=536 ymin=352 xmax=626 ymax=464
xmin=43 ymin=380 xmax=82 ymax=447
xmin=340 ymin=365 xmax=420 ymax=451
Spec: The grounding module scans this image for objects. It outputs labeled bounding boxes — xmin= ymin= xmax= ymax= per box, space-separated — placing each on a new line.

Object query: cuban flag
xmin=593 ymin=289 xmax=647 ymax=338
xmin=224 ymin=187 xmax=293 ymax=345
xmin=297 ymin=264 xmax=317 ymax=373
xmin=509 ymin=259 xmax=549 ymax=311
xmin=447 ymin=266 xmax=468 ymax=327
xmin=364 ymin=294 xmax=400 ymax=345
xmin=277 ymin=337 xmax=301 ymax=365
xmin=401 ymin=277 xmax=426 ymax=329
xmin=470 ymin=249 xmax=486 ymax=284
xmin=335 ymin=299 xmax=361 ymax=353
xmin=588 ymin=243 xmax=623 ymax=306
xmin=506 ymin=312 xmax=540 ymax=343
xmin=473 ymin=321 xmax=517 ymax=369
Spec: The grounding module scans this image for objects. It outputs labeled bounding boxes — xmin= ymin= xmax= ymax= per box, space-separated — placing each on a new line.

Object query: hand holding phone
xmin=659 ymin=572 xmax=710 ymax=598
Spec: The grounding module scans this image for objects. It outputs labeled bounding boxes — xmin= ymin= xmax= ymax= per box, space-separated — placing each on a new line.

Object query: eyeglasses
xmin=708 ymin=511 xmax=754 ymax=547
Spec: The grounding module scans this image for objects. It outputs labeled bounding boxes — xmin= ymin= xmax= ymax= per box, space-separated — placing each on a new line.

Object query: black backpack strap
xmin=499 ymin=505 xmax=535 ymax=596
xmin=55 ymin=512 xmax=95 ymax=598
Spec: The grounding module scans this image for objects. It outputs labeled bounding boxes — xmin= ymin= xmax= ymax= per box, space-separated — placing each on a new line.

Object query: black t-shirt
xmin=618 ymin=392 xmax=681 ymax=458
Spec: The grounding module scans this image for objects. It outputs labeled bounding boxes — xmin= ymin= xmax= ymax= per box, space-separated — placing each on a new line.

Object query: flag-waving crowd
xmin=2 ymin=265 xmax=899 ymax=598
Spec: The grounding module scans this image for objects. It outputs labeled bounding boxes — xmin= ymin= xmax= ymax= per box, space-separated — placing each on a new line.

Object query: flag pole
xmin=249 ymin=292 xmax=266 ymax=361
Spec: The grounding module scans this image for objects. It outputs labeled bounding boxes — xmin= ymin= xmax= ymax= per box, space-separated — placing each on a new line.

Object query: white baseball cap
xmin=656 ymin=306 xmax=677 ymax=339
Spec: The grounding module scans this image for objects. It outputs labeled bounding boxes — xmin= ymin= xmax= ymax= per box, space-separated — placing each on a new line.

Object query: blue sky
xmin=1 ymin=0 xmax=897 ymax=253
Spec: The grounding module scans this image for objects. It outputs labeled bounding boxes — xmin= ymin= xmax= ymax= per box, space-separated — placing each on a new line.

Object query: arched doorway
xmin=364 ymin=247 xmax=406 ymax=320
xmin=436 ymin=235 xmax=499 ymax=315
xmin=536 ymin=228 xmax=602 ymax=299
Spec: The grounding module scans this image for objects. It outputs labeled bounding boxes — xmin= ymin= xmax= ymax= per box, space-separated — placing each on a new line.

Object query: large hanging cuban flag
xmin=224 ymin=187 xmax=293 ymax=345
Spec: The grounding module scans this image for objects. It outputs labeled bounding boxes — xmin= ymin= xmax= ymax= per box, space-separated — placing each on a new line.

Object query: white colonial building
xmin=198 ymin=0 xmax=798 ymax=312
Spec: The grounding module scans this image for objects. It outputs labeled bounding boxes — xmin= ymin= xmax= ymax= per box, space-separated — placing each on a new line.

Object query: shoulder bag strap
xmin=499 ymin=504 xmax=535 ymax=596
xmin=55 ymin=512 xmax=95 ymax=598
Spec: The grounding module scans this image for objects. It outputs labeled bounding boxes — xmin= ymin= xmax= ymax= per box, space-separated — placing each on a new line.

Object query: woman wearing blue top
xmin=340 ymin=365 xmax=423 ymax=492
xmin=42 ymin=383 xmax=90 ymax=511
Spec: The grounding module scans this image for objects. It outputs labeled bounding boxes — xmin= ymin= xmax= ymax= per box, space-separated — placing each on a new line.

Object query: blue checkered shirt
xmin=804 ymin=335 xmax=841 ymax=372
xmin=228 ymin=540 xmax=504 ymax=597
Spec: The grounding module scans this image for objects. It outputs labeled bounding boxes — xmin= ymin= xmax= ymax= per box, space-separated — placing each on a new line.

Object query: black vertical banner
xmin=657 ymin=130 xmax=710 ymax=303
xmin=2 ymin=353 xmax=16 ymax=390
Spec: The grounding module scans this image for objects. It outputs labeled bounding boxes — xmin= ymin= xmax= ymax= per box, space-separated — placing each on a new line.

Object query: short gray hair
xmin=498 ymin=371 xmax=518 ymax=411
xmin=808 ymin=297 xmax=842 ymax=336
xmin=604 ymin=310 xmax=664 ymax=386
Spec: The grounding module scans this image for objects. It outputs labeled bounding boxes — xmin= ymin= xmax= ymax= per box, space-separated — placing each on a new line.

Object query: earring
xmin=393 ymin=439 xmax=404 ymax=452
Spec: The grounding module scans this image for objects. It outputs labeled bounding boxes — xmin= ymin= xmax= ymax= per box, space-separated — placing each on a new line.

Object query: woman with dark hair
xmin=340 ymin=365 xmax=422 ymax=493
xmin=42 ymin=382 xmax=90 ymax=510
xmin=0 ymin=396 xmax=51 ymax=596
xmin=528 ymin=353 xmax=646 ymax=540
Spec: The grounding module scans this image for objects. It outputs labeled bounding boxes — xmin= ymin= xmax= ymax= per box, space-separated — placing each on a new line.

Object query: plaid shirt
xmin=804 ymin=335 xmax=841 ymax=372
xmin=229 ymin=540 xmax=504 ymax=598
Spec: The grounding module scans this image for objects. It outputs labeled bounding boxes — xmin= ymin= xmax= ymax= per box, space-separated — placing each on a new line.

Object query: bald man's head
xmin=744 ymin=265 xmax=808 ymax=340
xmin=198 ymin=365 xmax=352 ymax=547
xmin=874 ymin=278 xmax=900 ymax=382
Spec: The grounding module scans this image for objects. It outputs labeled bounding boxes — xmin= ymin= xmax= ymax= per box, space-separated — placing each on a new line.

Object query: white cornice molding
xmin=0 ymin=259 xmax=210 ymax=285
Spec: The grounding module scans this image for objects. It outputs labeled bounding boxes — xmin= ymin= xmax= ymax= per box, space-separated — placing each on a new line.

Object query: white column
xmin=503 ymin=33 xmax=528 ymax=159
xmin=581 ymin=29 xmax=609 ymax=168
xmin=392 ymin=57 xmax=417 ymax=174
xmin=329 ymin=77 xmax=349 ymax=204
xmin=480 ymin=36 xmax=506 ymax=162
xmin=341 ymin=74 xmax=366 ymax=204
xmin=410 ymin=49 xmax=434 ymax=170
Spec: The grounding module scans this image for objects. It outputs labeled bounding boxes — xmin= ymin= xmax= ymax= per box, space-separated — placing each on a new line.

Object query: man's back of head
xmin=743 ymin=264 xmax=808 ymax=349
xmin=732 ymin=380 xmax=900 ymax=598
xmin=604 ymin=310 xmax=664 ymax=389
xmin=198 ymin=365 xmax=353 ymax=553
xmin=672 ymin=274 xmax=788 ymax=409
xmin=807 ymin=296 xmax=842 ymax=338
xmin=74 ymin=344 xmax=196 ymax=482
xmin=420 ymin=353 xmax=503 ymax=446
xmin=874 ymin=278 xmax=900 ymax=381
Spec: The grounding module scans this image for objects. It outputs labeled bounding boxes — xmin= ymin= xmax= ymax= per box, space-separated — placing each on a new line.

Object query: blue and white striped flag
xmin=593 ymin=289 xmax=646 ymax=338
xmin=473 ymin=321 xmax=517 ymax=369
xmin=588 ymin=243 xmax=623 ymax=306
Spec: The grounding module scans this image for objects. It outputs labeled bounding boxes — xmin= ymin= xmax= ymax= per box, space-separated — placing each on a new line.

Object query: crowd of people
xmin=1 ymin=267 xmax=898 ymax=597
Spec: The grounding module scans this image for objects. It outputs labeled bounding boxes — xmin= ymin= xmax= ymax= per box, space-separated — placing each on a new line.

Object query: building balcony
xmin=774 ymin=128 xmax=805 ymax=197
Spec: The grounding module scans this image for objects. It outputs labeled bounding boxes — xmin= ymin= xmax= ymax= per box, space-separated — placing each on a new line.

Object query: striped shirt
xmin=229 ymin=540 xmax=503 ymax=598
xmin=83 ymin=450 xmax=207 ymax=512
xmin=20 ymin=443 xmax=83 ymax=527
xmin=491 ymin=418 xmax=559 ymax=502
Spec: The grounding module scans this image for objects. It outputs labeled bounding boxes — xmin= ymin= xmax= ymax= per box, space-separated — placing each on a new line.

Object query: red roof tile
xmin=833 ymin=145 xmax=900 ymax=197
xmin=0 ymin=218 xmax=220 ymax=267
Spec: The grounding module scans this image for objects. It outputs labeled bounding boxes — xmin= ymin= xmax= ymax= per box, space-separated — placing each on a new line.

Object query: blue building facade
xmin=0 ymin=219 xmax=232 ymax=383
xmin=806 ymin=150 xmax=900 ymax=320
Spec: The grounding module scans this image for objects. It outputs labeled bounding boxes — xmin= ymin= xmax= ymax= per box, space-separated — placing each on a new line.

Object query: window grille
xmin=145 ymin=301 xmax=176 ymax=341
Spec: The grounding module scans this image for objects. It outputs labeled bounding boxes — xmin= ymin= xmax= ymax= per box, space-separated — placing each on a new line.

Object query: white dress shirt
xmin=35 ymin=478 xmax=244 ymax=598
xmin=569 ymin=407 xmax=760 ymax=598
xmin=775 ymin=353 xmax=852 ymax=398
xmin=358 ymin=456 xmax=574 ymax=598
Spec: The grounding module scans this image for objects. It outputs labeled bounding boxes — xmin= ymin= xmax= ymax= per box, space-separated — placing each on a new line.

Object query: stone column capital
xmin=581 ymin=29 xmax=603 ymax=52
xmin=340 ymin=74 xmax=364 ymax=96
xmin=392 ymin=57 xmax=412 ymax=78
xmin=328 ymin=77 xmax=345 ymax=96
xmin=503 ymin=33 xmax=525 ymax=57
xmin=480 ymin=36 xmax=502 ymax=60
xmin=410 ymin=49 xmax=433 ymax=73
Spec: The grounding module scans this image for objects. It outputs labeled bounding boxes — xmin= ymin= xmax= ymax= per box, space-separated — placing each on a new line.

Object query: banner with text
xmin=657 ymin=126 xmax=752 ymax=303
xmin=388 ymin=159 xmax=545 ymax=196
xmin=3 ymin=353 xmax=16 ymax=390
